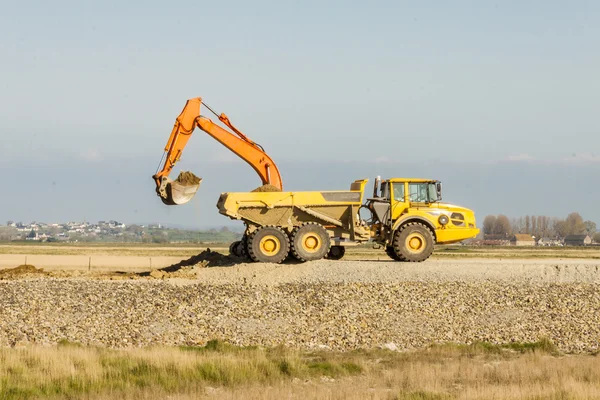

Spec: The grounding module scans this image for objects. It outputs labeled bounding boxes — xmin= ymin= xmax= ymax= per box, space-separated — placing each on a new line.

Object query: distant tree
xmin=482 ymin=215 xmax=497 ymax=235
xmin=494 ymin=215 xmax=512 ymax=237
xmin=525 ymin=215 xmax=530 ymax=234
xmin=6 ymin=220 xmax=13 ymax=226
xmin=554 ymin=213 xmax=587 ymax=237
xmin=531 ymin=216 xmax=537 ymax=236
xmin=510 ymin=217 xmax=523 ymax=234
xmin=126 ymin=224 xmax=144 ymax=235
xmin=549 ymin=217 xmax=561 ymax=237
xmin=584 ymin=220 xmax=597 ymax=235
xmin=152 ymin=235 xmax=168 ymax=244
xmin=537 ymin=216 xmax=545 ymax=237
xmin=150 ymin=231 xmax=168 ymax=244
xmin=554 ymin=220 xmax=567 ymax=238
xmin=565 ymin=212 xmax=586 ymax=235
xmin=594 ymin=232 xmax=600 ymax=243
xmin=0 ymin=226 xmax=17 ymax=241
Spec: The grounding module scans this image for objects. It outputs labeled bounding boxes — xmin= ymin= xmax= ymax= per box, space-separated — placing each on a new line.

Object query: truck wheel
xmin=393 ymin=222 xmax=434 ymax=262
xmin=230 ymin=237 xmax=248 ymax=258
xmin=385 ymin=245 xmax=402 ymax=261
xmin=247 ymin=226 xmax=290 ymax=263
xmin=229 ymin=241 xmax=240 ymax=256
xmin=291 ymin=223 xmax=331 ymax=262
xmin=238 ymin=235 xmax=249 ymax=258
xmin=325 ymin=245 xmax=345 ymax=260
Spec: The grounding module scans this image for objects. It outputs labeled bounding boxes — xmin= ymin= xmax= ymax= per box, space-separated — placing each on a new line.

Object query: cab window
xmin=392 ymin=183 xmax=405 ymax=202
xmin=409 ymin=183 xmax=437 ymax=203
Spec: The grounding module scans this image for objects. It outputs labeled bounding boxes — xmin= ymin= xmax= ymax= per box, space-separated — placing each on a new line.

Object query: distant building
xmin=537 ymin=237 xmax=562 ymax=247
xmin=564 ymin=234 xmax=592 ymax=246
xmin=510 ymin=234 xmax=535 ymax=246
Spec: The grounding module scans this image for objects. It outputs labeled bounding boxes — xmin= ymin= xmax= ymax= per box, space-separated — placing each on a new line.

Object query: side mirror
xmin=436 ymin=182 xmax=442 ymax=201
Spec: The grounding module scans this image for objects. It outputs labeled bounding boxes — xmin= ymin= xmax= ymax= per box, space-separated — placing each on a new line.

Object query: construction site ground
xmin=0 ymin=244 xmax=599 ymax=354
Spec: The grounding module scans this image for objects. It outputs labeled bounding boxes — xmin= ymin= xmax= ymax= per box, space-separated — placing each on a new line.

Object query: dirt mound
xmin=144 ymin=249 xmax=241 ymax=279
xmin=251 ymin=184 xmax=282 ymax=192
xmin=0 ymin=265 xmax=46 ymax=279
xmin=184 ymin=249 xmax=236 ymax=267
xmin=175 ymin=171 xmax=201 ymax=185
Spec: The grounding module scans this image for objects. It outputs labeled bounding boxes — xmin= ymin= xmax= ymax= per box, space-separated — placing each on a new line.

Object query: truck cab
xmin=367 ymin=177 xmax=479 ymax=261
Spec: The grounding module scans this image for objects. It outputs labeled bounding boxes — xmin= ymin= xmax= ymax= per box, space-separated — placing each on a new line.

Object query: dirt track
xmin=0 ymin=254 xmax=599 ymax=353
xmin=1 ymin=252 xmax=598 ymax=283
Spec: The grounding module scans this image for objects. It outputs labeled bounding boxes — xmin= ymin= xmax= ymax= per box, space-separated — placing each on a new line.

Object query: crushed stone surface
xmin=0 ymin=257 xmax=599 ymax=353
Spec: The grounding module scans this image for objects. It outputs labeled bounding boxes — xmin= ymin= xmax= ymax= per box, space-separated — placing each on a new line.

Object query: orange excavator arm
xmin=153 ymin=97 xmax=283 ymax=205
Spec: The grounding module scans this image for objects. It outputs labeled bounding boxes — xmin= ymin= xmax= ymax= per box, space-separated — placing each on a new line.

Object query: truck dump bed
xmin=216 ymin=179 xmax=371 ymax=241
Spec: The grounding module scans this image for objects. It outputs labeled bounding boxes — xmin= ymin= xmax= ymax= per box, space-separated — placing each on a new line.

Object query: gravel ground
xmin=1 ymin=258 xmax=599 ymax=353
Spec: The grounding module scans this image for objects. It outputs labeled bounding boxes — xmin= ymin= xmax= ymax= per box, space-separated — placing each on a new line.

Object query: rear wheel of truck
xmin=229 ymin=241 xmax=240 ymax=256
xmin=291 ymin=223 xmax=331 ymax=262
xmin=325 ymin=245 xmax=345 ymax=260
xmin=248 ymin=226 xmax=290 ymax=263
xmin=393 ymin=222 xmax=434 ymax=262
xmin=385 ymin=245 xmax=402 ymax=261
xmin=230 ymin=236 xmax=248 ymax=258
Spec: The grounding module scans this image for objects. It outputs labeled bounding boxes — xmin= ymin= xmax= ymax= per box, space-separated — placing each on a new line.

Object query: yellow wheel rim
xmin=301 ymin=233 xmax=322 ymax=253
xmin=405 ymin=233 xmax=425 ymax=254
xmin=259 ymin=235 xmax=280 ymax=256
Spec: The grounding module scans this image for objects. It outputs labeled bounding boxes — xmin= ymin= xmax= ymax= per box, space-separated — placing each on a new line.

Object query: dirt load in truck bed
xmin=251 ymin=184 xmax=282 ymax=192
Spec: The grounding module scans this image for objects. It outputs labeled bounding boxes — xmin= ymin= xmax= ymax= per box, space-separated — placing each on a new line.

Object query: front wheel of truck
xmin=393 ymin=222 xmax=434 ymax=262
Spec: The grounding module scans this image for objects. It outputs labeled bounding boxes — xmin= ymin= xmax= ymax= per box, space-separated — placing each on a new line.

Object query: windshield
xmin=408 ymin=183 xmax=439 ymax=203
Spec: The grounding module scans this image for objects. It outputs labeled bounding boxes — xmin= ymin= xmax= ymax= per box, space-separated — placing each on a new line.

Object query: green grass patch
xmin=0 ymin=339 xmax=578 ymax=400
xmin=427 ymin=337 xmax=559 ymax=357
xmin=396 ymin=391 xmax=453 ymax=400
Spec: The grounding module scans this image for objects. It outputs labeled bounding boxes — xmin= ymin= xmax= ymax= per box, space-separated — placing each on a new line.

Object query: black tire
xmin=325 ymin=245 xmax=345 ymax=260
xmin=247 ymin=226 xmax=290 ymax=263
xmin=290 ymin=222 xmax=331 ymax=262
xmin=230 ymin=237 xmax=248 ymax=258
xmin=392 ymin=222 xmax=434 ymax=262
xmin=229 ymin=241 xmax=240 ymax=256
xmin=385 ymin=245 xmax=402 ymax=261
xmin=237 ymin=235 xmax=249 ymax=259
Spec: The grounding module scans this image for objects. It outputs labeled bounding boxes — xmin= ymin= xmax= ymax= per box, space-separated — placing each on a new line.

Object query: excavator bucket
xmin=158 ymin=172 xmax=202 ymax=205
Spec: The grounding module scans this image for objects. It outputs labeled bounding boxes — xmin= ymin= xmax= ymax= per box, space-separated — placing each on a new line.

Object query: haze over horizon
xmin=1 ymin=1 xmax=598 ymax=228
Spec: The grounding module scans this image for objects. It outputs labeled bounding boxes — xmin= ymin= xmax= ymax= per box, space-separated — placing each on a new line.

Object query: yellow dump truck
xmin=218 ymin=177 xmax=479 ymax=263
xmin=153 ymin=97 xmax=479 ymax=263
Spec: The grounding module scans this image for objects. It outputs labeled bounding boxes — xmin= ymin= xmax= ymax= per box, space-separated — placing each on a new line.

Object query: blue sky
xmin=0 ymin=1 xmax=598 ymax=227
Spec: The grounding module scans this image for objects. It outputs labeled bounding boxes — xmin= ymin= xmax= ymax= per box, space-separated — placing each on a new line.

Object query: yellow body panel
xmin=391 ymin=207 xmax=479 ymax=244
xmin=217 ymin=179 xmax=368 ymax=218
xmin=216 ymin=180 xmax=372 ymax=242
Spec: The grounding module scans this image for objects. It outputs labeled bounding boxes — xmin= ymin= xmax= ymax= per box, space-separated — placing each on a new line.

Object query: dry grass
xmin=0 ymin=340 xmax=599 ymax=399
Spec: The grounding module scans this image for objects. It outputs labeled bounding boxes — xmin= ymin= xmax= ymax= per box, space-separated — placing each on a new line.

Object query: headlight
xmin=438 ymin=215 xmax=449 ymax=226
